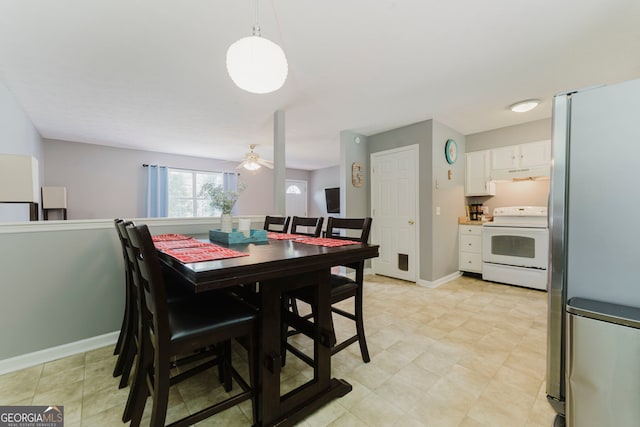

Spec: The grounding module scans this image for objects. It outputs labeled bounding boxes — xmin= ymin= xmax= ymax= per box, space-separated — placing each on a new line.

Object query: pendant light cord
xmin=253 ymin=0 xmax=261 ymax=37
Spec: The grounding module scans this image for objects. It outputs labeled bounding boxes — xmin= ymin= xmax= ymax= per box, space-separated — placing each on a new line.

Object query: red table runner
xmin=154 ymin=239 xmax=211 ymax=250
xmin=152 ymin=233 xmax=191 ymax=242
xmin=294 ymin=237 xmax=361 ymax=247
xmin=266 ymin=232 xmax=360 ymax=247
xmin=152 ymin=235 xmax=248 ymax=263
xmin=161 ymin=245 xmax=249 ymax=263
xmin=267 ymin=232 xmax=303 ymax=240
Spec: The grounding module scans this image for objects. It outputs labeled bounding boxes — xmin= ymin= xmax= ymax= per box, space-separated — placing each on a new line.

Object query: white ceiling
xmin=1 ymin=0 xmax=639 ymax=170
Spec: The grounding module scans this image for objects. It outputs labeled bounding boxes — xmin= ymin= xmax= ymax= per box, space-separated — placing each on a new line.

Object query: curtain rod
xmin=142 ymin=164 xmax=239 ymax=175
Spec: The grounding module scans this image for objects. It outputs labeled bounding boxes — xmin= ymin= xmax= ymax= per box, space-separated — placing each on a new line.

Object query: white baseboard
xmin=416 ymin=271 xmax=462 ymax=288
xmin=0 ymin=331 xmax=119 ymax=375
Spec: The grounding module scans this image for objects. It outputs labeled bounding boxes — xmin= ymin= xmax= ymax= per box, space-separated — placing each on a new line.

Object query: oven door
xmin=482 ymin=226 xmax=549 ymax=269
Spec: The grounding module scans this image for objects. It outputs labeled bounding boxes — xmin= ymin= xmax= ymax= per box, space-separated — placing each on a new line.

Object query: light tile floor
xmin=0 ymin=274 xmax=557 ymax=426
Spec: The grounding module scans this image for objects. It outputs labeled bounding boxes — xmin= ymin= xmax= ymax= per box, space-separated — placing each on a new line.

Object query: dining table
xmin=155 ymin=232 xmax=379 ymax=427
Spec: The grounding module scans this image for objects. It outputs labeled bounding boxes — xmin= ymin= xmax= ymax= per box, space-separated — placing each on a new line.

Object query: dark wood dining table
xmin=157 ymin=234 xmax=379 ymax=427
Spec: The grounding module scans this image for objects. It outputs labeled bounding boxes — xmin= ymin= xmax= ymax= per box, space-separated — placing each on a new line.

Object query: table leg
xmin=258 ymin=269 xmax=352 ymax=426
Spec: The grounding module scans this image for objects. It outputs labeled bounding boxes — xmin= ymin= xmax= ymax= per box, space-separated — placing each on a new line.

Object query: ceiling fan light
xmin=226 ymin=36 xmax=288 ymax=94
xmin=243 ymin=159 xmax=261 ymax=171
xmin=509 ymin=99 xmax=540 ymax=113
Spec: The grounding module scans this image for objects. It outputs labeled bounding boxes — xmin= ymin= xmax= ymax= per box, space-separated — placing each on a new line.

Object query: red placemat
xmin=152 ymin=233 xmax=191 ymax=242
xmin=162 ymin=245 xmax=249 ymax=263
xmin=154 ymin=239 xmax=210 ymax=250
xmin=267 ymin=232 xmax=303 ymax=240
xmin=294 ymin=237 xmax=361 ymax=247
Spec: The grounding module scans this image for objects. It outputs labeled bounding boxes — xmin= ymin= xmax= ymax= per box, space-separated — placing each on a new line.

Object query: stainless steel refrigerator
xmin=547 ymin=78 xmax=640 ymax=426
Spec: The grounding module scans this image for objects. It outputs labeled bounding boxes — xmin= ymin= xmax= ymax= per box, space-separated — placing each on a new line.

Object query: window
xmin=167 ymin=169 xmax=224 ymax=217
xmin=286 ymin=185 xmax=301 ymax=194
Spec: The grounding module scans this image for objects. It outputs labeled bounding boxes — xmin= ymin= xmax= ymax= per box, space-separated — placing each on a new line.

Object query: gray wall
xmin=368 ymin=119 xmax=466 ymax=282
xmin=465 ymin=118 xmax=551 ymax=152
xmin=309 ymin=166 xmax=340 ymax=218
xmin=432 ymin=121 xmax=466 ymax=280
xmin=340 ymin=131 xmax=369 ymax=218
xmin=0 ymin=223 xmax=123 ymax=360
xmin=0 ymin=217 xmax=258 ymax=362
xmin=465 ymin=118 xmax=551 ymax=213
xmin=0 ymin=81 xmax=43 ymax=222
xmin=43 ymin=139 xmax=310 ymax=219
xmin=369 ymin=121 xmax=433 ymax=280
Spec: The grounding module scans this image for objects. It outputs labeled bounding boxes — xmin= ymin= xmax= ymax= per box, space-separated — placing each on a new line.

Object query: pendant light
xmin=226 ymin=0 xmax=288 ymax=94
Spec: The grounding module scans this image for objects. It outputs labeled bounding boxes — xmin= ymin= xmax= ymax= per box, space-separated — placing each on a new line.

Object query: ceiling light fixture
xmin=237 ymin=144 xmax=274 ymax=171
xmin=226 ymin=0 xmax=288 ymax=94
xmin=509 ymin=99 xmax=540 ymax=113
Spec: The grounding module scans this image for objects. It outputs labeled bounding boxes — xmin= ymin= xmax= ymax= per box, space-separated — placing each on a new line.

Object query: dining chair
xmin=112 ymin=219 xmax=137 ymax=387
xmin=123 ymin=224 xmax=258 ymax=427
xmin=113 ymin=220 xmax=196 ymax=389
xmin=284 ymin=217 xmax=373 ymax=364
xmin=284 ymin=216 xmax=326 ymax=316
xmin=263 ymin=215 xmax=290 ymax=233
xmin=290 ymin=216 xmax=324 ymax=237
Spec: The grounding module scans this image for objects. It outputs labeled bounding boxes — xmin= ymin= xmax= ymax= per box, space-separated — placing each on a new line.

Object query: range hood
xmin=490 ymin=165 xmax=550 ymax=181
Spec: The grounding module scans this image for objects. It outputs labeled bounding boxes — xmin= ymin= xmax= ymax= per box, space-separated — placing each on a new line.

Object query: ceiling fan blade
xmin=257 ymin=158 xmax=274 ymax=168
xmin=236 ymin=160 xmax=247 ymax=169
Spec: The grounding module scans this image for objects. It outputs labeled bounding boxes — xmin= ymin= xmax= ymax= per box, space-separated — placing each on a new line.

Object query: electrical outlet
xmin=436 ymin=206 xmax=441 ymax=215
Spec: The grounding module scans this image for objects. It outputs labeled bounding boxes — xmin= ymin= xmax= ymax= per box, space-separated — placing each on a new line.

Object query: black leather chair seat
xmin=168 ymin=295 xmax=256 ymax=344
xmin=291 ymin=276 xmax=358 ymax=304
xmin=328 ymin=277 xmax=358 ymax=301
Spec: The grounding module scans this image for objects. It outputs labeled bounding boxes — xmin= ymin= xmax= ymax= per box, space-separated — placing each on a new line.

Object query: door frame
xmin=370 ymin=144 xmax=420 ymax=282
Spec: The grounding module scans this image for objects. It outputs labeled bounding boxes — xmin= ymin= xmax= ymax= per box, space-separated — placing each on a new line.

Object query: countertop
xmin=458 ymin=217 xmax=493 ymax=226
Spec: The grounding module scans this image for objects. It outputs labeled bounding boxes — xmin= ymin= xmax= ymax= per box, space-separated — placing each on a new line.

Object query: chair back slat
xmin=126 ymin=224 xmax=170 ymax=351
xmin=116 ymin=220 xmax=135 ymax=285
xmin=263 ymin=215 xmax=290 ymax=233
xmin=325 ymin=217 xmax=372 ymax=243
xmin=290 ymin=216 xmax=324 ymax=237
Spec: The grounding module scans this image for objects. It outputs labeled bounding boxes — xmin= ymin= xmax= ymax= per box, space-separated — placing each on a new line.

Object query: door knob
xmin=408 ymin=220 xmax=415 ymax=225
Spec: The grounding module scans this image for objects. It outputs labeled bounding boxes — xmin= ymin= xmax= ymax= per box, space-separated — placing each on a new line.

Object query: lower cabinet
xmin=459 ymin=224 xmax=482 ymax=273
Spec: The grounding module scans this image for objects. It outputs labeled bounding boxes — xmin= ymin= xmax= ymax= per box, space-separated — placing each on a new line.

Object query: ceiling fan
xmin=236 ymin=144 xmax=274 ymax=171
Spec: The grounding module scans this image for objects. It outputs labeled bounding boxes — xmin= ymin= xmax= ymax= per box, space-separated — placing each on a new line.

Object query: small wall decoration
xmin=352 ymin=162 xmax=364 ymax=187
xmin=445 ymin=139 xmax=458 ymax=165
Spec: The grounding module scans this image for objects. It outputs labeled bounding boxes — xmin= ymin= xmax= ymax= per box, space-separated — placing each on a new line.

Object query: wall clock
xmin=445 ymin=139 xmax=458 ymax=165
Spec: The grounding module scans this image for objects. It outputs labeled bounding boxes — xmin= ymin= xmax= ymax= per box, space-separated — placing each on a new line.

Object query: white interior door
xmin=285 ymin=179 xmax=307 ymax=218
xmin=371 ymin=145 xmax=418 ymax=281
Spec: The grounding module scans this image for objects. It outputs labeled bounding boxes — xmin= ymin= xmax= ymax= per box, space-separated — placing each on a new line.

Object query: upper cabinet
xmin=490 ymin=145 xmax=520 ymax=170
xmin=519 ymin=140 xmax=551 ymax=168
xmin=491 ymin=140 xmax=550 ymax=169
xmin=465 ymin=151 xmax=496 ymax=196
xmin=490 ymin=140 xmax=551 ymax=180
xmin=465 ymin=140 xmax=551 ymax=196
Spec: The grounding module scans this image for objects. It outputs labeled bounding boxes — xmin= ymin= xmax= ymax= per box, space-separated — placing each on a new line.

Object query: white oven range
xmin=482 ymin=206 xmax=548 ymax=290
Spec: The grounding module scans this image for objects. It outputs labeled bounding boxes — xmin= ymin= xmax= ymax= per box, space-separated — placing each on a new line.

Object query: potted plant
xmin=200 ymin=183 xmax=246 ymax=232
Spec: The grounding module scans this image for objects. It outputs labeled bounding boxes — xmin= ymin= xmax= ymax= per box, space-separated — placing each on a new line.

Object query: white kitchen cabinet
xmin=490 ymin=140 xmax=551 ymax=179
xmin=459 ymin=224 xmax=483 ymax=273
xmin=491 ymin=145 xmax=520 ymax=170
xmin=465 ymin=151 xmax=496 ymax=196
xmin=519 ymin=140 xmax=550 ymax=168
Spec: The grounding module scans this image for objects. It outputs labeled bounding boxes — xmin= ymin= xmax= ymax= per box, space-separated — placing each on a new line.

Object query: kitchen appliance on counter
xmin=467 ymin=203 xmax=484 ymax=221
xmin=547 ymin=79 xmax=640 ymax=426
xmin=482 ymin=206 xmax=548 ymax=290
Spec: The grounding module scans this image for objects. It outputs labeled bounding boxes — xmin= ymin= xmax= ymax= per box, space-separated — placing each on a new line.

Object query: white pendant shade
xmin=226 ymin=35 xmax=288 ymax=94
